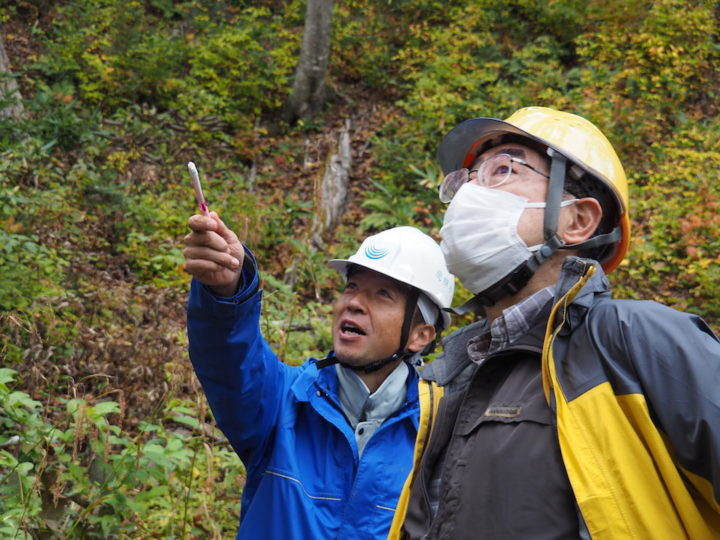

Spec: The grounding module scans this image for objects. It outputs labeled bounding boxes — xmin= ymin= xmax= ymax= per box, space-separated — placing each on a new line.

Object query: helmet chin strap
xmin=317 ymin=289 xmax=421 ymax=374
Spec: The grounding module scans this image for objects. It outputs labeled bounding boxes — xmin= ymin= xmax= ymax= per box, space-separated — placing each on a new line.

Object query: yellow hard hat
xmin=437 ymin=106 xmax=630 ymax=273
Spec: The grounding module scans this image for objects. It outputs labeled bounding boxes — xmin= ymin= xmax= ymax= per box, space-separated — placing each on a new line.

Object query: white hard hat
xmin=328 ymin=226 xmax=455 ymax=330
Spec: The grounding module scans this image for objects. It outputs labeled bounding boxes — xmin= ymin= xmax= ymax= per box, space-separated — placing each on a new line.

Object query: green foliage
xmin=390 ymin=0 xmax=589 ymax=140
xmin=0 ymin=229 xmax=69 ymax=311
xmin=0 ymin=369 xmax=244 ymax=538
xmin=175 ymin=9 xmax=299 ymax=129
xmin=32 ymin=1 xmax=299 ymax=132
xmin=1 ymin=0 xmax=719 ymax=535
xmin=33 ymin=0 xmax=192 ymax=107
xmin=114 ymin=189 xmax=188 ymax=287
xmin=260 ymin=271 xmax=334 ymax=365
xmin=360 ymin=175 xmax=442 ymax=233
xmin=614 ymin=118 xmax=720 ymax=318
xmin=0 ymin=136 xmax=74 ymax=313
xmin=333 ymin=3 xmax=402 ymax=89
xmin=571 ymin=0 xmax=718 ymax=154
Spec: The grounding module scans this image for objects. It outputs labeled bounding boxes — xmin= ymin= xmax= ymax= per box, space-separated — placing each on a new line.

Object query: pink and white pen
xmin=188 ymin=161 xmax=210 ymax=216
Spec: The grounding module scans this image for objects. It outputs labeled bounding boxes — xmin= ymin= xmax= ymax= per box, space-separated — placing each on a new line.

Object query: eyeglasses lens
xmin=477 ymin=154 xmax=513 ymax=188
xmin=439 ymin=168 xmax=469 ymax=203
xmin=439 ymin=154 xmax=515 ymax=203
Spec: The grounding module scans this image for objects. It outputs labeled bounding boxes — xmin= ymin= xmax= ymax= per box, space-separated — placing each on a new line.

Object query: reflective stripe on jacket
xmin=187 ymin=251 xmax=421 ymax=540
xmin=394 ymin=256 xmax=720 ymax=538
xmin=388 ymin=380 xmax=444 ymax=540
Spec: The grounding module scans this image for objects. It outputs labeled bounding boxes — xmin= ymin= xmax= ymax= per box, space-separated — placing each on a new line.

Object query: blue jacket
xmin=186 ymin=251 xmax=421 ymax=539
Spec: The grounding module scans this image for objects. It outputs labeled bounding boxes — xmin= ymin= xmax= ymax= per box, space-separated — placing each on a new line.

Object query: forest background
xmin=0 ymin=0 xmax=718 ymax=537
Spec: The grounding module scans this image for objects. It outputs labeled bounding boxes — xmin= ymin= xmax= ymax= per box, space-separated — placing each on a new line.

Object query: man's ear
xmin=407 ymin=323 xmax=437 ymax=353
xmin=560 ymin=197 xmax=603 ymax=245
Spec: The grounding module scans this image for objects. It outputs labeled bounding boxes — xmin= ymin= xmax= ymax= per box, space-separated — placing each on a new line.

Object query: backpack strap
xmin=387 ymin=379 xmax=444 ymax=539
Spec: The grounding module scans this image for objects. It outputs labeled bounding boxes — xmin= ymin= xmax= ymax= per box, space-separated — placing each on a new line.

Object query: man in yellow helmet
xmin=390 ymin=107 xmax=720 ymax=539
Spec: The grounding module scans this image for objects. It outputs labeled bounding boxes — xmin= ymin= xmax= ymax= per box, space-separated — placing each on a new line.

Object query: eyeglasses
xmin=439 ymin=153 xmax=550 ymax=203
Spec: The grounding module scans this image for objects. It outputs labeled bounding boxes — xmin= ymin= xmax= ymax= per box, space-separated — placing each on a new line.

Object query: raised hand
xmin=183 ymin=212 xmax=244 ymax=296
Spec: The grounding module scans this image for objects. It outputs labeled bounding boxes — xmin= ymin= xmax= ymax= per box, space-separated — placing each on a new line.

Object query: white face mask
xmin=440 ymin=183 xmax=575 ymax=295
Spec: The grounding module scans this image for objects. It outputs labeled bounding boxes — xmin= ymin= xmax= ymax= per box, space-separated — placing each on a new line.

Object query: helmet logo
xmin=364 ymin=244 xmax=390 ymax=260
xmin=436 ymin=270 xmax=453 ymax=291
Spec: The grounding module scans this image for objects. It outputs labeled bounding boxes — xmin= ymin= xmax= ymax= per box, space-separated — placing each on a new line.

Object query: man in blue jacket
xmin=183 ymin=215 xmax=455 ymax=540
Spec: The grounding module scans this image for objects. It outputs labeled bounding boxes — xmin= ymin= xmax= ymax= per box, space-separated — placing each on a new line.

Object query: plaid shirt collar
xmin=467 ymin=286 xmax=555 ymax=363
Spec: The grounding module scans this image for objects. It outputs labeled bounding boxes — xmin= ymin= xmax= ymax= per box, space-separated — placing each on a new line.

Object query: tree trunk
xmin=0 ymin=29 xmax=24 ymax=120
xmin=283 ymin=120 xmax=351 ymax=296
xmin=282 ymin=0 xmax=332 ymax=125
xmin=311 ymin=119 xmax=351 ymax=247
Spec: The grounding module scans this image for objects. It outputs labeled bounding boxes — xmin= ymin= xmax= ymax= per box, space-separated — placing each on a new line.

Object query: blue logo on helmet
xmin=364 ymin=245 xmax=390 ymax=259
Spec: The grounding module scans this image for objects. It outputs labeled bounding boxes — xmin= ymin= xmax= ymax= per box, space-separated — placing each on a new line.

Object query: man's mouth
xmin=340 ymin=321 xmax=366 ymax=336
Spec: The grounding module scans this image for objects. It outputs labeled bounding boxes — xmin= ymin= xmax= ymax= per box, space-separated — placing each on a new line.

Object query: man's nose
xmin=346 ymin=292 xmax=368 ymax=312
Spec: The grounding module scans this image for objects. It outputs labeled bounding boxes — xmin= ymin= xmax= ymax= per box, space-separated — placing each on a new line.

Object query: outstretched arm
xmin=184 ymin=213 xmax=292 ymax=467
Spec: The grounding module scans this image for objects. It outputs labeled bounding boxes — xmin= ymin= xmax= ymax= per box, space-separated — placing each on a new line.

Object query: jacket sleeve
xmin=186 ymin=247 xmax=293 ymax=468
xmin=599 ymin=300 xmax=720 ymax=510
